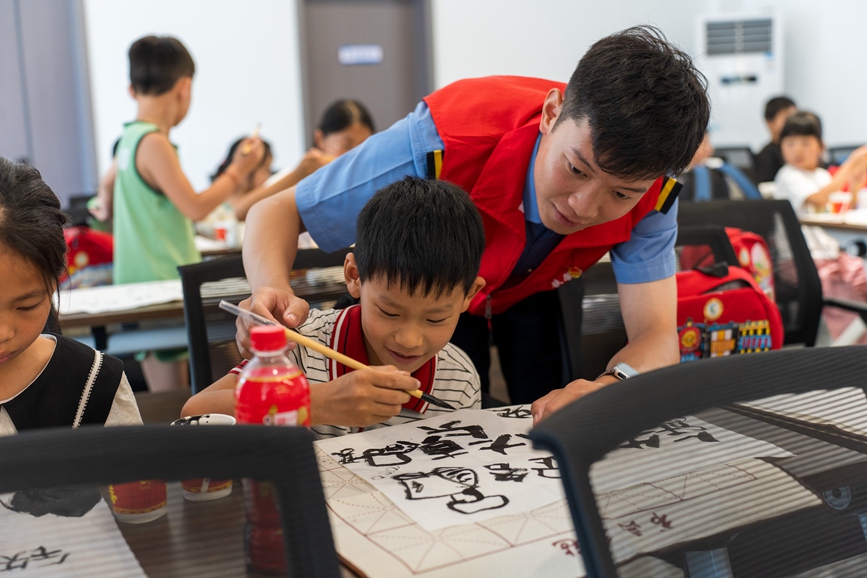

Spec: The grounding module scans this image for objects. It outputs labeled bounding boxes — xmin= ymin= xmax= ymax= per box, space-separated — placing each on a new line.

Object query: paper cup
xmin=109 ymin=480 xmax=168 ymax=523
xmin=171 ymin=413 xmax=236 ymax=501
xmin=829 ymin=191 xmax=852 ymax=214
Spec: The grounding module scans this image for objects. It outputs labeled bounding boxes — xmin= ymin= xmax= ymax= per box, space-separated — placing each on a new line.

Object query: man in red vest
xmin=237 ymin=26 xmax=710 ymax=423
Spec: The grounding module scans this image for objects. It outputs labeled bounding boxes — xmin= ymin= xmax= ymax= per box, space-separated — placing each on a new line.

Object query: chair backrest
xmin=559 ymin=227 xmax=742 ymax=381
xmin=713 ymin=146 xmax=757 ymax=175
xmin=0 ymin=424 xmax=340 ymax=577
xmin=828 ymin=144 xmax=864 ymax=166
xmin=178 ymin=255 xmax=248 ymax=394
xmin=179 ymin=249 xmax=351 ymax=393
xmin=530 ymin=346 xmax=867 ymax=577
xmin=679 ymin=199 xmax=823 ymax=346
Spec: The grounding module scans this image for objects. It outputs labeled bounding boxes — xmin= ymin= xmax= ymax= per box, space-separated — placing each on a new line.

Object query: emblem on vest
xmin=551 ymin=267 xmax=582 ymax=288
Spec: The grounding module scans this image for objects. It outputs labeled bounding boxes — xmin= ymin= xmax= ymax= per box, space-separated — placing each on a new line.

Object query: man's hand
xmin=531 ymin=376 xmax=617 ymax=426
xmin=310 ymin=367 xmax=418 ymax=427
xmin=235 ymin=286 xmax=310 ymax=357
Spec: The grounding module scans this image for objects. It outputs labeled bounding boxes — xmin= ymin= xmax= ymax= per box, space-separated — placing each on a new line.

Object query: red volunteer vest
xmin=424 ymin=76 xmax=677 ymax=316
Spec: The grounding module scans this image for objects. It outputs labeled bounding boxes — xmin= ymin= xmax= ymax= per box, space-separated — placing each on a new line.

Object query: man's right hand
xmin=236 ymin=286 xmax=310 ymax=358
xmin=310 ymin=367 xmax=418 ymax=427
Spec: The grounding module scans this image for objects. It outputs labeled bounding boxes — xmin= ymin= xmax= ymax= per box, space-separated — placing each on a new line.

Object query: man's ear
xmin=460 ymin=276 xmax=486 ymax=312
xmin=128 ymin=85 xmax=136 ymax=99
xmin=344 ymin=253 xmax=362 ymax=298
xmin=539 ymin=88 xmax=564 ymax=136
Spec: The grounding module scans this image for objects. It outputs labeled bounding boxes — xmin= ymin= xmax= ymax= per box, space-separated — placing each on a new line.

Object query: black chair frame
xmin=530 ymin=346 xmax=867 ymax=577
xmin=0 ymin=425 xmax=340 ymax=578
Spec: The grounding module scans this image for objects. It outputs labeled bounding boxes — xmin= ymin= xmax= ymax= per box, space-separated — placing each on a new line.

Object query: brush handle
xmin=281 ymin=328 xmax=428 ymax=401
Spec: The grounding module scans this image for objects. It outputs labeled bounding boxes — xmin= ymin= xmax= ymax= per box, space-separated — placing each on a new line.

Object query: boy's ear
xmin=128 ymin=85 xmax=136 ymax=99
xmin=460 ymin=276 xmax=486 ymax=312
xmin=344 ymin=253 xmax=362 ymax=298
xmin=539 ymin=89 xmax=564 ymax=136
xmin=313 ymin=129 xmax=324 ymax=150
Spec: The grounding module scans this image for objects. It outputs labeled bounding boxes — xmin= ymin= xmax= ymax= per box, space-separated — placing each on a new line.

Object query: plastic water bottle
xmin=235 ymin=325 xmax=311 ymax=574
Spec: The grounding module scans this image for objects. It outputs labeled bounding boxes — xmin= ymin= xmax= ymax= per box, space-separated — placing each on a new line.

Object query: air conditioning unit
xmin=696 ymin=13 xmax=783 ymax=151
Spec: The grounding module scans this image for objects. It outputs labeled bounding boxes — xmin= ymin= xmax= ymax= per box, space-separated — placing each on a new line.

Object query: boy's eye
xmin=378 ymin=307 xmax=399 ymax=318
xmin=614 ymin=191 xmax=630 ymax=200
xmin=427 ymin=317 xmax=448 ymax=324
xmin=569 ymin=163 xmax=584 ymax=176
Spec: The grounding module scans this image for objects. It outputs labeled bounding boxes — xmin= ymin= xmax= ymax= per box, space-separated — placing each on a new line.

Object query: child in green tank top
xmin=106 ymin=36 xmax=265 ymax=392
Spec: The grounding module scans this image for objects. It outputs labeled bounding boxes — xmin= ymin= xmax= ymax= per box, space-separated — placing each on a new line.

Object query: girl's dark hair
xmin=211 ymin=138 xmax=273 ymax=182
xmin=317 ymin=99 xmax=375 ymax=139
xmin=129 ymin=35 xmax=195 ymax=96
xmin=0 ymin=158 xmax=68 ymax=294
xmin=558 ymin=25 xmax=710 ymax=180
xmin=355 ymin=176 xmax=484 ymax=298
xmin=764 ymin=96 xmax=796 ymax=121
xmin=780 ymin=111 xmax=823 ymax=141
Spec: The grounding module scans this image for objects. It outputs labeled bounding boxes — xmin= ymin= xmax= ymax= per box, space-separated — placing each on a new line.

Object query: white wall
xmin=431 ymin=1 xmax=702 ymax=89
xmin=83 ymin=0 xmax=305 ymax=191
xmin=431 ymin=0 xmax=867 ymax=150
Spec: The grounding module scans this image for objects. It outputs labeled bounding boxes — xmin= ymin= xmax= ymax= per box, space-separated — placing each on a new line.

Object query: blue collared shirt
xmin=295 ymin=101 xmax=677 ymax=284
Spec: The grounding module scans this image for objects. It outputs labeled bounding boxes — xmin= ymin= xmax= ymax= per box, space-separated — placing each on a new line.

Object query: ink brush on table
xmin=220 ymin=300 xmax=457 ymax=410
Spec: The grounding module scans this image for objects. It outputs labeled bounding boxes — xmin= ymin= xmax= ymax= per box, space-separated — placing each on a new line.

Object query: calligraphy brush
xmin=241 ymin=123 xmax=261 ymax=155
xmin=219 ymin=300 xmax=456 ymax=410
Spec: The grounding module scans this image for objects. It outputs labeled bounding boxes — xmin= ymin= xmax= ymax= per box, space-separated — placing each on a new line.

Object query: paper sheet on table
xmin=57 ymin=280 xmax=182 ymax=315
xmin=739 ymin=387 xmax=867 ymax=438
xmin=316 ymin=406 xmax=564 ymax=531
xmin=590 ymin=415 xmax=793 ymax=494
xmin=0 ymin=494 xmax=145 ymax=577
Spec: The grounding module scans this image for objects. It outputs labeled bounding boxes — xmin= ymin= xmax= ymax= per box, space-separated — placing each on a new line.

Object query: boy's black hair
xmin=211 ymin=137 xmax=273 ymax=182
xmin=318 ymin=100 xmax=375 ymax=139
xmin=556 ymin=25 xmax=710 ymax=181
xmin=764 ymin=96 xmax=797 ymax=122
xmin=0 ymin=157 xmax=68 ymax=295
xmin=780 ymin=111 xmax=823 ymax=141
xmin=354 ymin=176 xmax=484 ymax=298
xmin=129 ymin=35 xmax=195 ymax=95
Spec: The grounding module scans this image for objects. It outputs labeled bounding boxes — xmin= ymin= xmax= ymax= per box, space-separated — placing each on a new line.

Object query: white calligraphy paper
xmin=57 ymin=280 xmax=182 ymax=315
xmin=590 ymin=415 xmax=793 ymax=493
xmin=316 ymin=406 xmax=564 ymax=531
xmin=0 ymin=494 xmax=145 ymax=577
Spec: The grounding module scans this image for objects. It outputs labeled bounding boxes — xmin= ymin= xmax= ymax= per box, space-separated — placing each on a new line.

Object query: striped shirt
xmin=232 ymin=308 xmax=481 ymax=439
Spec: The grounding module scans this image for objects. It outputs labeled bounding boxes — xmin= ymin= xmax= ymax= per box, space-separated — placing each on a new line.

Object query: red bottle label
xmin=235 ymin=366 xmax=311 ymax=427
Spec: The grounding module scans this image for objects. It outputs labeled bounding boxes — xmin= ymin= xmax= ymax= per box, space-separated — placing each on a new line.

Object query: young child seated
xmin=0 ymin=157 xmax=142 ymax=435
xmin=774 ymin=111 xmax=867 ymax=214
xmin=182 ymin=176 xmax=485 ymax=437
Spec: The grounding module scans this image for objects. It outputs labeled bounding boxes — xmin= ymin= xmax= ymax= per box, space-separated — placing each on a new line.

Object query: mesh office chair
xmin=679 ymin=199 xmax=867 ymax=347
xmin=713 ymin=146 xmax=758 ymax=184
xmin=558 ymin=226 xmax=741 ymax=381
xmin=0 ymin=425 xmax=340 ymax=577
xmin=530 ymin=346 xmax=867 ymax=578
xmin=179 ymin=249 xmax=350 ymax=394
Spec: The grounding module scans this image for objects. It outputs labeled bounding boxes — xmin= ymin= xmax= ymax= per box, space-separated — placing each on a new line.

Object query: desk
xmin=58 ymin=268 xmax=347 ymax=355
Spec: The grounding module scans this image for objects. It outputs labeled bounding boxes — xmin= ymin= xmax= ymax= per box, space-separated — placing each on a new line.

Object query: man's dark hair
xmin=556 ymin=26 xmax=710 ymax=180
xmin=355 ymin=176 xmax=484 ymax=297
xmin=764 ymin=96 xmax=797 ymax=122
xmin=0 ymin=157 xmax=68 ymax=295
xmin=129 ymin=35 xmax=195 ymax=95
xmin=780 ymin=111 xmax=822 ymax=141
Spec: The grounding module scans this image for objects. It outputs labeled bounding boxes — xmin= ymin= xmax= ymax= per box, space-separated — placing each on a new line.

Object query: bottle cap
xmin=250 ymin=326 xmax=286 ymax=352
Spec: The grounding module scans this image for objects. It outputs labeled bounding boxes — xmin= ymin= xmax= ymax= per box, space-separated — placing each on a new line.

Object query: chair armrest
xmin=824 ymin=297 xmax=867 ymax=324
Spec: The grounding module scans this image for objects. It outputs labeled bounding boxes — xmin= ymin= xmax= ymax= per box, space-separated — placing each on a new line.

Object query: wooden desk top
xmin=799 ymin=213 xmax=867 ymax=232
xmin=58 ymin=268 xmax=347 ymax=330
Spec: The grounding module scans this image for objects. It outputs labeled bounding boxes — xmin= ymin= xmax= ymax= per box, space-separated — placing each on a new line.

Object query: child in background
xmin=774 ymin=111 xmax=867 ymax=214
xmin=112 ymin=35 xmax=264 ymax=391
xmin=230 ymin=99 xmax=375 ymax=220
xmin=755 ymin=96 xmax=798 ymax=184
xmin=0 ymin=157 xmax=142 ymax=434
xmin=182 ymin=176 xmax=484 ymax=437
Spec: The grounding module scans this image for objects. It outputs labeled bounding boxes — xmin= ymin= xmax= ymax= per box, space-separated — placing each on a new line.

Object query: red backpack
xmin=62 ymin=226 xmax=114 ymax=288
xmin=676 ymin=261 xmax=783 ymax=363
